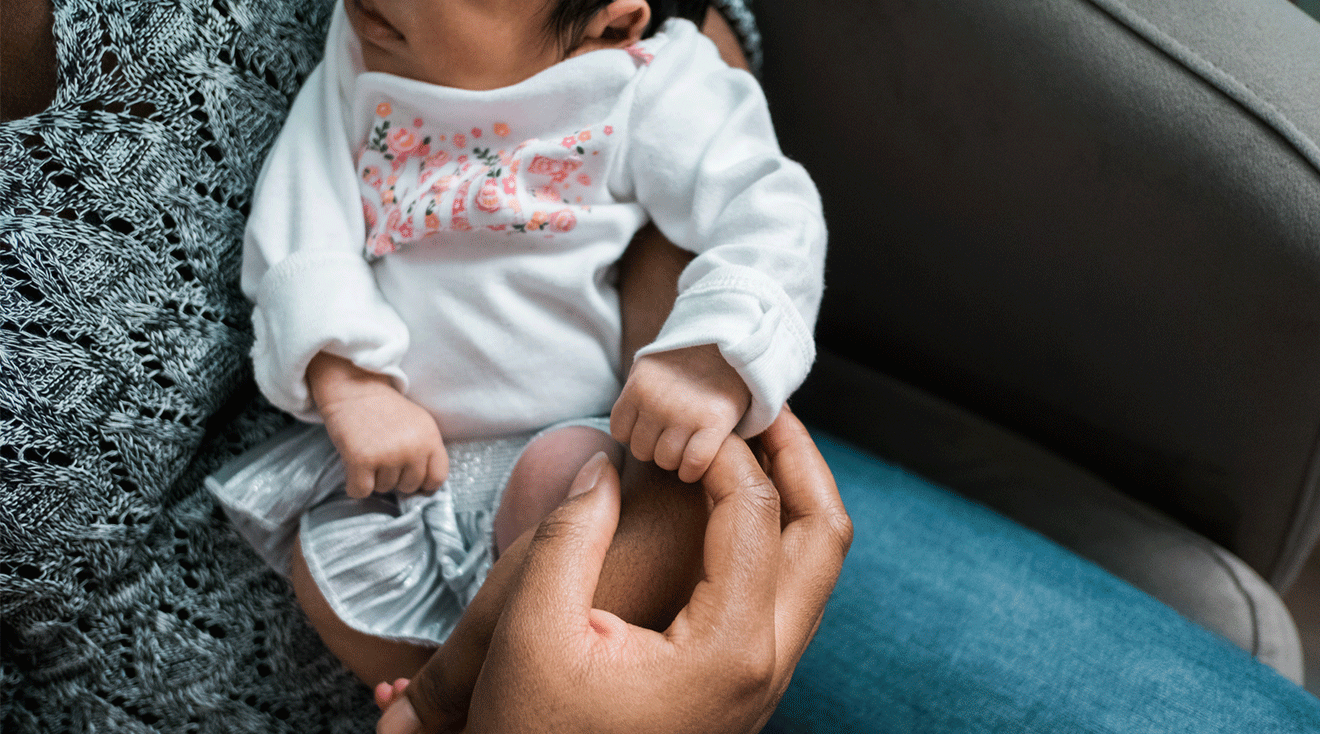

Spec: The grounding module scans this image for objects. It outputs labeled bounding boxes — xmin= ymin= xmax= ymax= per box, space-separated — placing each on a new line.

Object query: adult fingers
xmin=500 ymin=452 xmax=623 ymax=639
xmin=758 ymin=408 xmax=852 ymax=677
xmin=672 ymin=434 xmax=780 ymax=642
xmin=391 ymin=529 xmax=539 ymax=734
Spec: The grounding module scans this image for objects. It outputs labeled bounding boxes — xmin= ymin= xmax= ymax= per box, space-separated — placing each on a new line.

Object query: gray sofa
xmin=765 ymin=0 xmax=1320 ymax=683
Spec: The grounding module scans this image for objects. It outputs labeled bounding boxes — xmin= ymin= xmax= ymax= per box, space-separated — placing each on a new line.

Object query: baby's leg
xmin=500 ymin=428 xmax=708 ymax=630
xmin=289 ymin=537 xmax=435 ymax=686
xmin=494 ymin=426 xmax=624 ymax=554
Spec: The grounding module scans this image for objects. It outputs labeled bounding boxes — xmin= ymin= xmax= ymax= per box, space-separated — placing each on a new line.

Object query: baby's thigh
xmin=494 ymin=426 xmax=622 ymax=553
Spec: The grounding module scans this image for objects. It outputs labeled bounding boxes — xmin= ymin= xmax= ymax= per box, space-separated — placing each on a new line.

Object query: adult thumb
xmin=502 ymin=452 xmax=623 ymax=630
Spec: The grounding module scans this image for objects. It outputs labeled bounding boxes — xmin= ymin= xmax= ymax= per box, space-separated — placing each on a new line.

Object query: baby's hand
xmin=310 ymin=354 xmax=448 ymax=499
xmin=611 ymin=344 xmax=751 ymax=483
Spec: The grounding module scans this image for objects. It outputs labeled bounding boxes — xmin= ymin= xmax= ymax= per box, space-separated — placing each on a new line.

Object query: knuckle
xmin=530 ymin=514 xmax=584 ymax=548
xmin=722 ymin=645 xmax=775 ymax=699
xmin=738 ymin=474 xmax=782 ymax=526
xmin=828 ymin=509 xmax=855 ymax=558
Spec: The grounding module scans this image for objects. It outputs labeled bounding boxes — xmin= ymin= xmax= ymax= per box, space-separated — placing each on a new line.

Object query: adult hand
xmin=379 ymin=407 xmax=852 ymax=733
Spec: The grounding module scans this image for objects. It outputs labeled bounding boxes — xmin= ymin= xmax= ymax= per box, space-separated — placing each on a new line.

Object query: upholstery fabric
xmin=796 ymin=351 xmax=1305 ymax=683
xmin=754 ymin=0 xmax=1320 ymax=586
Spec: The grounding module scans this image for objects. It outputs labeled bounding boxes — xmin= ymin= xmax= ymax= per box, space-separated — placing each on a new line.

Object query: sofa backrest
xmin=756 ymin=0 xmax=1320 ymax=587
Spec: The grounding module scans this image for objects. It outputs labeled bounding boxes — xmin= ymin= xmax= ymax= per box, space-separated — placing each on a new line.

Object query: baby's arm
xmin=611 ymin=345 xmax=750 ymax=484
xmin=307 ymin=352 xmax=448 ymax=498
xmin=614 ymin=21 xmax=826 ymax=474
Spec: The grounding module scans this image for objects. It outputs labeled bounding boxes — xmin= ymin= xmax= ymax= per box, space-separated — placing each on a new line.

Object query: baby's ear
xmin=570 ymin=0 xmax=651 ymax=57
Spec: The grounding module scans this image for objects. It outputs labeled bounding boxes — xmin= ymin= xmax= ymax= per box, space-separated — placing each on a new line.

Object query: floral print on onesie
xmin=358 ymin=106 xmax=622 ymax=259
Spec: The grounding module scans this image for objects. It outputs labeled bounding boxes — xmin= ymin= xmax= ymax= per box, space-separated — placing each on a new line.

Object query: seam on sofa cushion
xmin=1276 ymin=434 xmax=1320 ymax=589
xmin=1083 ymin=0 xmax=1320 ymax=180
xmin=1204 ymin=539 xmax=1261 ymax=658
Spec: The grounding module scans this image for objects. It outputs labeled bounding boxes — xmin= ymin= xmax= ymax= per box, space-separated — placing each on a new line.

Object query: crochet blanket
xmin=0 ymin=1 xmax=760 ymax=732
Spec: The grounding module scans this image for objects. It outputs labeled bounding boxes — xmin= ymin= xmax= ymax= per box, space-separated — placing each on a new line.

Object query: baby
xmin=207 ymin=0 xmax=824 ymax=695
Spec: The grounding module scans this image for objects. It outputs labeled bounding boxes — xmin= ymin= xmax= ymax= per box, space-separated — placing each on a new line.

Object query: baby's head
xmin=347 ymin=0 xmax=710 ymax=91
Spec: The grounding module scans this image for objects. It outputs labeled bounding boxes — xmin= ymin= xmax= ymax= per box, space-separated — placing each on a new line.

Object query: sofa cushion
xmin=795 ymin=350 xmax=1305 ymax=684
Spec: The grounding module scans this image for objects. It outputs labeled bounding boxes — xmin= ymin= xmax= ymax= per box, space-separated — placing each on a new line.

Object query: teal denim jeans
xmin=766 ymin=433 xmax=1320 ymax=733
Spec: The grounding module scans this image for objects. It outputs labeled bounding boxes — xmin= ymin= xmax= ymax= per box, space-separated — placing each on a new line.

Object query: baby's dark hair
xmin=546 ymin=0 xmax=712 ymax=52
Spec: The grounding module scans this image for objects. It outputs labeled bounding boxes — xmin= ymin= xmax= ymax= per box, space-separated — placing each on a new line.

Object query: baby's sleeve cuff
xmin=634 ymin=267 xmax=815 ymax=437
xmin=250 ymin=250 xmax=410 ymax=421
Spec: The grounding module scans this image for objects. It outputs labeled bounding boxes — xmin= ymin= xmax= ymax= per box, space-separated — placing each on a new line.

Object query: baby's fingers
xmin=653 ymin=425 xmax=694 ymax=473
xmin=346 ymin=462 xmax=377 ymax=499
xmin=422 ymin=449 xmax=448 ymax=494
xmin=375 ymin=464 xmax=403 ymax=495
xmin=625 ymin=413 xmax=664 ymax=463
xmin=395 ymin=460 xmax=425 ymax=495
xmin=609 ymin=394 xmax=640 ymax=446
xmin=677 ymin=427 xmax=723 ymax=484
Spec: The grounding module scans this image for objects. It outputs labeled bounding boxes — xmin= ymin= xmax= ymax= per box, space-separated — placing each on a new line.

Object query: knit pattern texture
xmin=0 ymin=1 xmax=760 ymax=732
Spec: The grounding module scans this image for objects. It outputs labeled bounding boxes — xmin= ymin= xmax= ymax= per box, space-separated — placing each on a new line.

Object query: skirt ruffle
xmin=204 ymin=417 xmax=608 ymax=646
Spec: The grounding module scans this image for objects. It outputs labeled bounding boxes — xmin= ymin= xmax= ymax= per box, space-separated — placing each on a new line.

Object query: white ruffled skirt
xmin=204 ymin=417 xmax=608 ymax=646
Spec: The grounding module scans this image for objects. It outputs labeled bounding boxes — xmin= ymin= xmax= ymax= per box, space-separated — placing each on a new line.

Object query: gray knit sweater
xmin=0 ymin=1 xmax=760 ymax=731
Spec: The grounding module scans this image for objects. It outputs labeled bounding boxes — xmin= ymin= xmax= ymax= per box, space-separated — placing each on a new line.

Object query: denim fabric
xmin=766 ymin=432 xmax=1320 ymax=733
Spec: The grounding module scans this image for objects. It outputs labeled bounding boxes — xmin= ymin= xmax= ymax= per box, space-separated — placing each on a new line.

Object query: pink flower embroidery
xmin=361 ymin=165 xmax=383 ymax=189
xmin=454 ymin=133 xmax=467 ymax=148
xmin=431 ymin=174 xmax=457 ymax=194
xmin=369 ymin=232 xmax=394 ymax=258
xmin=502 ymin=175 xmax=517 ymax=195
xmin=425 ymin=212 xmax=441 ymax=232
xmin=422 ymin=151 xmax=451 ymax=178
xmin=471 ymin=127 xmax=483 ymax=138
xmin=362 ymin=199 xmax=378 ymax=228
xmin=487 ymin=224 xmax=508 ymax=231
xmin=561 ymin=136 xmax=577 ymax=149
xmin=604 ymin=126 xmax=613 ymax=135
xmin=476 ymin=179 xmax=502 ymax=213
xmin=493 ymin=122 xmax=510 ymax=137
xmin=453 ymin=180 xmax=472 ymax=215
xmin=381 ymin=188 xmax=396 ymax=205
xmin=413 ymin=117 xmax=424 ymax=128
xmin=416 ymin=143 xmax=431 ymax=157
xmin=451 ymin=215 xmax=472 ymax=231
xmin=549 ymin=209 xmax=577 ymax=233
xmin=625 ymin=45 xmax=654 ymax=65
xmin=535 ymin=185 xmax=561 ymax=202
xmin=576 ymin=173 xmax=592 ymax=187
xmin=527 ymin=154 xmax=583 ymax=184
xmin=376 ymin=102 xmax=392 ymax=118
xmin=578 ymin=130 xmax=592 ymax=142
xmin=527 ymin=211 xmax=549 ymax=230
xmin=387 ymin=126 xmax=422 ymax=156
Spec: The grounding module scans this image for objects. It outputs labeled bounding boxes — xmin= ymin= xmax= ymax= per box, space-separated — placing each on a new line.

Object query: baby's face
xmin=345 ymin=0 xmax=567 ymax=90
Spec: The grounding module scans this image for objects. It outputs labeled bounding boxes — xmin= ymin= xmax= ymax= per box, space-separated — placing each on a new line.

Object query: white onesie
xmin=208 ymin=5 xmax=825 ymax=646
xmin=244 ymin=7 xmax=826 ymax=441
